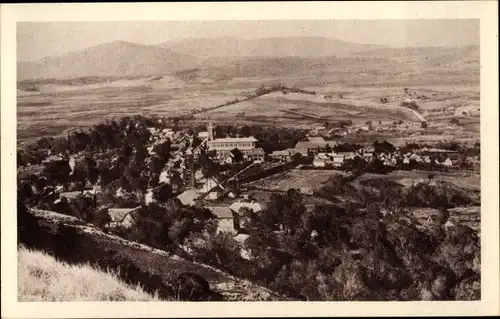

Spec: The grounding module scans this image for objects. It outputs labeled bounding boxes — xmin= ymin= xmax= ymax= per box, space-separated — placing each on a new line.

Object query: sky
xmin=17 ymin=20 xmax=479 ymax=61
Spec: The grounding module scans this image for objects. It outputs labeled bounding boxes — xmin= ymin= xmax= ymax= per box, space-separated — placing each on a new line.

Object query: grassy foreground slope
xmin=18 ymin=246 xmax=160 ymax=301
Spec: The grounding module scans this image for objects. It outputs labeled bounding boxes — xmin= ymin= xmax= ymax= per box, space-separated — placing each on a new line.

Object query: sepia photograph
xmin=1 ymin=1 xmax=499 ymax=318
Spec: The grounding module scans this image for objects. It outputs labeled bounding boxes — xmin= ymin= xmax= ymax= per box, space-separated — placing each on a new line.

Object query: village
xmin=32 ymin=118 xmax=478 ymax=251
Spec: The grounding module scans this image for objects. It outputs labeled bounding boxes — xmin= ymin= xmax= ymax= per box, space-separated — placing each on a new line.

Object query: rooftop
xmin=176 ymin=189 xmax=199 ymax=206
xmin=295 ymin=141 xmax=324 ymax=150
xmin=247 ymin=148 xmax=265 ymax=155
xmin=108 ymin=207 xmax=140 ymax=222
xmin=207 ymin=206 xmax=234 ymax=219
xmin=271 ymin=150 xmax=291 ymax=156
xmin=307 ymin=136 xmax=327 ymax=145
xmin=229 ymin=201 xmax=262 ymax=214
xmin=209 ymin=137 xmax=258 ymax=143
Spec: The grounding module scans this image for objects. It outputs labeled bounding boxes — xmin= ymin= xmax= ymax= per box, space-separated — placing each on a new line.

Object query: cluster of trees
xmin=18 ymin=115 xmax=166 ymax=167
xmin=186 ymin=188 xmax=480 ymax=301
xmin=254 ymin=83 xmax=316 ymax=97
xmin=400 ymin=100 xmax=421 ymax=111
xmin=314 ymin=174 xmax=478 ymax=211
xmin=112 ymin=200 xmax=218 ymax=251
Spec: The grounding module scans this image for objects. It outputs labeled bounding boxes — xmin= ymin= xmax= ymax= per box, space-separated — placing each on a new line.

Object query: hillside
xmin=17 ymin=37 xmax=479 ymax=82
xmin=18 ymin=246 xmax=161 ymax=301
xmin=18 ymin=208 xmax=287 ymax=301
xmin=159 ymin=36 xmax=386 ymax=58
xmin=17 ymin=41 xmax=200 ymax=80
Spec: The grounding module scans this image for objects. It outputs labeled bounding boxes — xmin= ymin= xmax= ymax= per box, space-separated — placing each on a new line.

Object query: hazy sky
xmin=17 ymin=20 xmax=479 ymax=61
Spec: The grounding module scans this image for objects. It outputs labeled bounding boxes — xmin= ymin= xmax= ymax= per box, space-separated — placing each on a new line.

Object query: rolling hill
xmin=17 ymin=41 xmax=200 ymax=80
xmin=159 ymin=36 xmax=386 ymax=58
xmin=17 ymin=37 xmax=479 ymax=81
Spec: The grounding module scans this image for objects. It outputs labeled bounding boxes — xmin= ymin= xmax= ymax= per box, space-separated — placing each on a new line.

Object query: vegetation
xmin=400 ymin=100 xmax=421 ymax=111
xmin=17 ymin=114 xmax=480 ymax=301
xmin=18 ymin=246 xmax=161 ymax=301
xmin=215 ymin=187 xmax=480 ymax=301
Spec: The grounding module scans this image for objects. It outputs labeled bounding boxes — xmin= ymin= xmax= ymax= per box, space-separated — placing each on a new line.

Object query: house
xmin=362 ymin=151 xmax=374 ymax=161
xmin=229 ymin=200 xmax=262 ymax=215
xmin=107 ymin=207 xmax=140 ymax=228
xmin=292 ymin=144 xmax=311 ymax=157
xmin=309 ymin=126 xmax=328 ymax=136
xmin=207 ymin=206 xmax=240 ymax=234
xmin=159 ymin=170 xmax=170 ymax=183
xmin=42 ymin=154 xmax=64 ymax=164
xmin=442 ymin=158 xmax=453 ymax=167
xmin=245 ymin=148 xmax=265 ymax=162
xmin=194 ymin=170 xmax=205 ymax=182
xmin=145 ymin=189 xmax=154 ymax=205
xmin=177 ymin=189 xmax=199 ymax=206
xmin=313 ymin=157 xmax=326 ymax=167
xmin=330 ymin=154 xmax=345 ymax=167
xmin=200 ymin=177 xmax=225 ymax=200
xmin=197 ymin=131 xmax=210 ymax=139
xmin=270 ymin=149 xmax=292 ymax=161
xmin=223 ymin=152 xmax=237 ymax=164
xmin=358 ymin=146 xmax=375 ymax=161
xmin=295 ymin=142 xmax=326 ymax=156
xmin=307 ymin=136 xmax=329 ymax=146
xmin=299 ymin=187 xmax=314 ymax=195
xmin=229 ymin=200 xmax=262 ymax=230
xmin=409 ymin=153 xmax=423 ymax=162
xmin=59 ymin=190 xmax=91 ymax=200
xmin=294 ymin=136 xmax=333 ymax=156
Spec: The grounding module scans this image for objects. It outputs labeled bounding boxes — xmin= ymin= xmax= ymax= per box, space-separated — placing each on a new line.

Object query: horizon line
xmin=18 ymin=36 xmax=479 ymax=63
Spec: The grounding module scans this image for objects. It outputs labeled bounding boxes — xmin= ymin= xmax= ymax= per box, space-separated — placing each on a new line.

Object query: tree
xmin=427 ymin=174 xmax=435 ymax=183
xmin=449 ymin=118 xmax=460 ymax=125
xmin=263 ymin=189 xmax=307 ymax=236
xmin=421 ymin=122 xmax=428 ymax=129
xmin=256 ymin=84 xmax=267 ymax=95
xmin=172 ymin=272 xmax=216 ymax=301
xmin=373 ymin=140 xmax=396 ymax=154
xmin=230 ymin=148 xmax=244 ymax=163
xmin=239 ymin=125 xmax=251 ymax=137
xmin=43 ymin=159 xmax=71 ymax=189
xmin=92 ymin=207 xmax=112 ymax=229
xmin=153 ymin=183 xmax=173 ymax=202
xmin=72 ymin=160 xmax=89 ymax=192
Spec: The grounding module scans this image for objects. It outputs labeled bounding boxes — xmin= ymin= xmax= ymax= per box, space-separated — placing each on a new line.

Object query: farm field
xmin=17 ymin=70 xmax=480 ymax=145
xmin=361 ymin=170 xmax=480 ymax=192
xmin=248 ymin=169 xmax=346 ymax=190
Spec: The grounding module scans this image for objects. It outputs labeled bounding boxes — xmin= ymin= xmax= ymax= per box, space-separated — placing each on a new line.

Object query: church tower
xmin=207 ymin=121 xmax=214 ymax=141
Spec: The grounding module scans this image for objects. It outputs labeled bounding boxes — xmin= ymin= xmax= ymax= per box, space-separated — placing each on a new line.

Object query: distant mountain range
xmin=157 ymin=36 xmax=386 ymax=58
xmin=17 ymin=37 xmax=479 ymax=80
xmin=18 ymin=41 xmax=200 ymax=80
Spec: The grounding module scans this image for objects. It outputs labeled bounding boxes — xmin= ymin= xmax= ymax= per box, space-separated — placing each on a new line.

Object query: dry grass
xmin=17 ymin=246 xmax=160 ymax=301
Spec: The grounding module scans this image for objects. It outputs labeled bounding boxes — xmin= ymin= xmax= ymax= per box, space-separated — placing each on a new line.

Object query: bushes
xmin=400 ymin=100 xmax=421 ymax=111
xmin=172 ymin=272 xmax=222 ymax=301
xmin=113 ymin=200 xmax=217 ymax=252
xmin=18 ymin=209 xmax=223 ymax=301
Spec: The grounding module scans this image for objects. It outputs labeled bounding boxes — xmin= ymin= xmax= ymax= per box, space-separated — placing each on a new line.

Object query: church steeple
xmin=207 ymin=122 xmax=214 ymax=141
